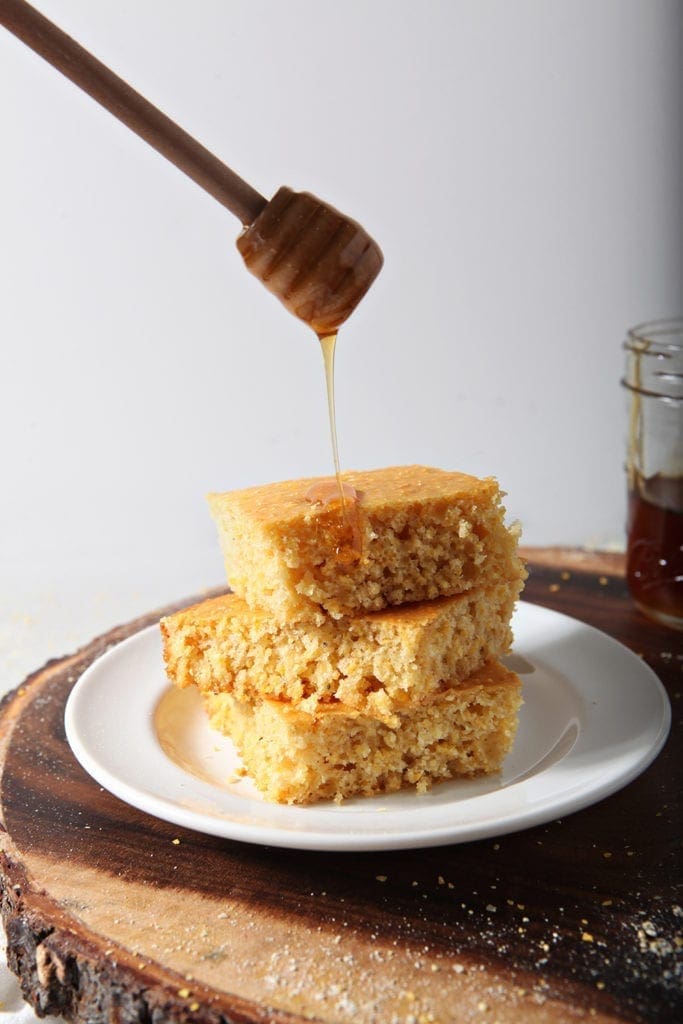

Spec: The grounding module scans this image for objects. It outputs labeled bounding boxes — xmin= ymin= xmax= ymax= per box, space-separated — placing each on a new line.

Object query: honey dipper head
xmin=236 ymin=187 xmax=383 ymax=335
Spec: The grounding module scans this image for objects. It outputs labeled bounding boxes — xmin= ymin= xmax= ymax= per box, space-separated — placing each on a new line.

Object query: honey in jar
xmin=627 ymin=474 xmax=683 ymax=625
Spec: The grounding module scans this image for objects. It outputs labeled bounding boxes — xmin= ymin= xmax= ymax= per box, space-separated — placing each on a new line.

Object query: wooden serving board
xmin=0 ymin=552 xmax=680 ymax=1024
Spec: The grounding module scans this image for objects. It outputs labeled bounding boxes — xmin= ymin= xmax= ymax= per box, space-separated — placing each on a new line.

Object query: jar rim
xmin=626 ymin=317 xmax=683 ymax=354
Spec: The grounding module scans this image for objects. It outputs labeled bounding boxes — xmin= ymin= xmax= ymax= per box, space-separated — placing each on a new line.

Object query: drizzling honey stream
xmin=318 ymin=333 xmax=343 ymax=492
xmin=303 ymin=332 xmax=363 ymax=564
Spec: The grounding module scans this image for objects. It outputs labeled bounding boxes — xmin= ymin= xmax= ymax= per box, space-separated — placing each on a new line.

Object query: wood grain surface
xmin=0 ymin=551 xmax=680 ymax=1024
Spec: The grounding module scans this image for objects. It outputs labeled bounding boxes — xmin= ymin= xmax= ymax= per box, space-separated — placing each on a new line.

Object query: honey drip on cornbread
xmin=304 ymin=332 xmax=363 ymax=564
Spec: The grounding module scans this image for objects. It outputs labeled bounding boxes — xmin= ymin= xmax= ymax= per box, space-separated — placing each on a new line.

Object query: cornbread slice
xmin=161 ymin=578 xmax=522 ymax=723
xmin=204 ymin=660 xmax=523 ymax=804
xmin=208 ymin=465 xmax=525 ymax=622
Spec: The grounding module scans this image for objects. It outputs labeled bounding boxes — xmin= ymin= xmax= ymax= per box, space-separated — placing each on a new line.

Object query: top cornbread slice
xmin=209 ymin=465 xmax=524 ymax=622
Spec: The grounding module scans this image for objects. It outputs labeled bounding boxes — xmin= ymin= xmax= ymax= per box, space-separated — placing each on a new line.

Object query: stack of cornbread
xmin=161 ymin=466 xmax=526 ymax=804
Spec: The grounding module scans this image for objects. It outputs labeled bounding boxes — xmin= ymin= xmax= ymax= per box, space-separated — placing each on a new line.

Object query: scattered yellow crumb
xmin=189 ymin=1002 xmax=200 ymax=1012
xmin=549 ymin=583 xmax=560 ymax=593
xmin=582 ymin=932 xmax=594 ymax=943
xmin=561 ymin=571 xmax=571 ymax=580
xmin=177 ymin=987 xmax=191 ymax=998
xmin=598 ymin=576 xmax=609 ymax=586
xmin=376 ymin=875 xmax=387 ymax=882
xmin=172 ymin=838 xmax=181 ymax=845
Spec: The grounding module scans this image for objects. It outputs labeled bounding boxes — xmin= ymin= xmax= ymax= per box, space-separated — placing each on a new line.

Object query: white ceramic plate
xmin=64 ymin=602 xmax=670 ymax=851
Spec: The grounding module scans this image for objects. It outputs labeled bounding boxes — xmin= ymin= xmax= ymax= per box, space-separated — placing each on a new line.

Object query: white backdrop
xmin=1 ymin=0 xmax=682 ymax=692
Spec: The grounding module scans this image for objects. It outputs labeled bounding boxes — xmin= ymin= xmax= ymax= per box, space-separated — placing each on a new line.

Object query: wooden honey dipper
xmin=0 ymin=0 xmax=383 ymax=335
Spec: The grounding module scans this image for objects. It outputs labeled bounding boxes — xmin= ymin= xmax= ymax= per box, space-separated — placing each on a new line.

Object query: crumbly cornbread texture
xmin=208 ymin=465 xmax=525 ymax=622
xmin=161 ymin=578 xmax=522 ymax=724
xmin=204 ymin=660 xmax=522 ymax=804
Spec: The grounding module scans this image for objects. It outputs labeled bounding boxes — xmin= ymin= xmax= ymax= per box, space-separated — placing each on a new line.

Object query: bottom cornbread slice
xmin=204 ymin=659 xmax=522 ymax=805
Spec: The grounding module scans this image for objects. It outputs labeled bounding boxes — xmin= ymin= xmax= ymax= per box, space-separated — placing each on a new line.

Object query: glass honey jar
xmin=623 ymin=318 xmax=683 ymax=630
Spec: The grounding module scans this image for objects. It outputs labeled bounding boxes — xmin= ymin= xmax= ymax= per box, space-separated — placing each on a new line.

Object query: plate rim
xmin=64 ymin=601 xmax=671 ymax=852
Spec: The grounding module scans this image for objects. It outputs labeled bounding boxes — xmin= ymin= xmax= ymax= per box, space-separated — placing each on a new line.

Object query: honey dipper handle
xmin=0 ymin=0 xmax=268 ymax=225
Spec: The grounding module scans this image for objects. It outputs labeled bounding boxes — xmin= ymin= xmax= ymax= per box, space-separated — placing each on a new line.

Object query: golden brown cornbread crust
xmin=204 ymin=660 xmax=523 ymax=805
xmin=208 ymin=465 xmax=525 ymax=622
xmin=160 ymin=577 xmax=522 ymax=723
